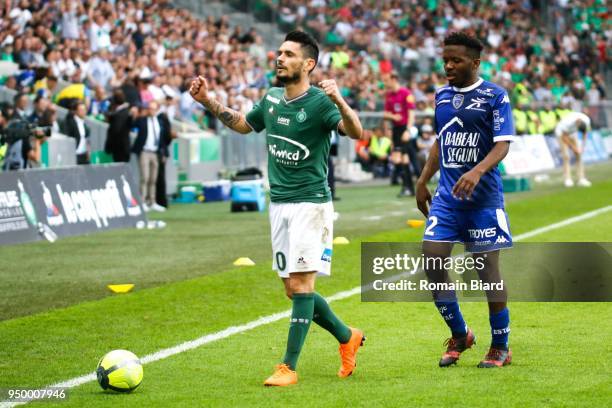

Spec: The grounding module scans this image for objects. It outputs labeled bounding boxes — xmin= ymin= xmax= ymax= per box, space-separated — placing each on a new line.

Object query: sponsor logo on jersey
xmin=266 ymin=95 xmax=280 ymax=104
xmin=438 ymin=117 xmax=481 ymax=168
xmin=495 ymin=235 xmax=509 ymax=244
xmin=277 ymin=116 xmax=290 ymax=126
xmin=452 ymin=94 xmax=464 ymax=109
xmin=501 ymin=94 xmax=510 ymax=103
xmin=268 ymin=134 xmax=311 ymax=165
xmin=268 ymin=106 xmax=274 ymax=114
xmin=468 ymin=227 xmax=496 ymax=239
xmin=476 ymin=88 xmax=495 ymax=97
xmin=321 ymin=248 xmax=332 ymax=263
xmin=296 ymin=109 xmax=307 ymax=123
xmin=297 ymin=256 xmax=306 ymax=265
xmin=465 ymin=97 xmax=488 ymax=112
xmin=493 ymin=109 xmax=505 ymax=131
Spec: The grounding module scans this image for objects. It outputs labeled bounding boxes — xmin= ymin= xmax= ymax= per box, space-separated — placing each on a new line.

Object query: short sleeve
xmin=405 ymin=90 xmax=416 ymax=110
xmin=245 ymin=95 xmax=266 ymax=133
xmin=320 ymin=96 xmax=342 ymax=133
xmin=492 ymin=91 xmax=515 ymax=142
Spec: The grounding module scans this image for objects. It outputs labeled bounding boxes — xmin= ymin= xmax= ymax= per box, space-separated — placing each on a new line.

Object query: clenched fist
xmin=189 ymin=76 xmax=210 ymax=104
xmin=318 ymin=79 xmax=343 ymax=105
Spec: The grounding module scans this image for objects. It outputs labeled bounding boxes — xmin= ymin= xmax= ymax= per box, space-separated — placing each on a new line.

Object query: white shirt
xmin=144 ymin=116 xmax=160 ymax=152
xmin=74 ymin=116 xmax=87 ymax=154
xmin=556 ymin=112 xmax=591 ymax=136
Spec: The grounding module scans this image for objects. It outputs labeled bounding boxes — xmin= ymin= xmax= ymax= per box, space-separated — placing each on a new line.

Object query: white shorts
xmin=269 ymin=201 xmax=334 ymax=278
xmin=555 ymin=127 xmax=578 ymax=140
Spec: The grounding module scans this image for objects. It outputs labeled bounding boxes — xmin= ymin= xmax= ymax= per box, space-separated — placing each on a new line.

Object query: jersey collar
xmin=282 ymin=86 xmax=311 ymax=104
xmin=451 ymin=77 xmax=483 ymax=93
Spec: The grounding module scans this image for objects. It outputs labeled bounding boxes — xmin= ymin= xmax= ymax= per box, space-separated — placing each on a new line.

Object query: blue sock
xmin=490 ymin=308 xmax=510 ymax=350
xmin=435 ymin=300 xmax=467 ymax=337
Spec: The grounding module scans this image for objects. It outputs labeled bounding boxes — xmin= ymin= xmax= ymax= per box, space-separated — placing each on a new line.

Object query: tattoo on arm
xmin=219 ymin=110 xmax=241 ymax=127
xmin=202 ymin=98 xmax=249 ymax=132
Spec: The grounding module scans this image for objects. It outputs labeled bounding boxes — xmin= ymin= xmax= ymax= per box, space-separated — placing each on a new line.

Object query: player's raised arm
xmin=415 ymin=142 xmax=440 ymax=217
xmin=319 ymin=79 xmax=363 ymax=140
xmin=189 ymin=76 xmax=252 ymax=134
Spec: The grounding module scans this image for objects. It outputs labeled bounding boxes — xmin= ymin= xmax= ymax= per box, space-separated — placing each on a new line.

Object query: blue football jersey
xmin=433 ymin=78 xmax=515 ymax=209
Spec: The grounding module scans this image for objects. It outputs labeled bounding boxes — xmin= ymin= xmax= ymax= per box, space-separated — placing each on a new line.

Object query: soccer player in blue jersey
xmin=416 ymin=32 xmax=513 ymax=368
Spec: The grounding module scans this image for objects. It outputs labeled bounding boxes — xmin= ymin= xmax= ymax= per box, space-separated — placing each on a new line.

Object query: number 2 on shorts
xmin=425 ymin=216 xmax=437 ymax=236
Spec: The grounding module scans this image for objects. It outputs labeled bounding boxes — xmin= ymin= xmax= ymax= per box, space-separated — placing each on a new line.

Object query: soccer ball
xmin=96 ymin=350 xmax=143 ymax=392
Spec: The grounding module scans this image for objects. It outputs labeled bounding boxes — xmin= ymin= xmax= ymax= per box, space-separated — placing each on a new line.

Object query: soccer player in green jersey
xmin=190 ymin=31 xmax=365 ymax=386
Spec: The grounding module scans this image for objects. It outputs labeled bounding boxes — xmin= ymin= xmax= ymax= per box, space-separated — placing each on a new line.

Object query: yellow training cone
xmin=107 ymin=284 xmax=135 ymax=293
xmin=333 ymin=236 xmax=350 ymax=245
xmin=233 ymin=257 xmax=256 ymax=266
xmin=406 ymin=219 xmax=425 ymax=228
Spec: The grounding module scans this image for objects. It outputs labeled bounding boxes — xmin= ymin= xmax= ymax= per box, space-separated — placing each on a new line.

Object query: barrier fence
xmin=1 ymin=86 xmax=611 ymax=187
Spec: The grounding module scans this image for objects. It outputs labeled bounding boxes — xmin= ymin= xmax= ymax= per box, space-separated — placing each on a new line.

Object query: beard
xmin=276 ymin=70 xmax=301 ymax=85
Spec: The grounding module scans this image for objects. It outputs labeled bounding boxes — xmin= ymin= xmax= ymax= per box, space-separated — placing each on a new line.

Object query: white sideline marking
xmin=3 ymin=205 xmax=610 ymax=407
xmin=512 ymin=205 xmax=612 ymax=242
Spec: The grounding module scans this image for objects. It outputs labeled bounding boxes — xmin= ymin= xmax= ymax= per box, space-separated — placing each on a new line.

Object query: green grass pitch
xmin=1 ymin=162 xmax=611 ymax=407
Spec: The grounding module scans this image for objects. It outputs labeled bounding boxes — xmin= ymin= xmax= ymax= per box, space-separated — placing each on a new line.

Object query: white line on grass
xmin=3 ymin=205 xmax=610 ymax=407
xmin=512 ymin=205 xmax=612 ymax=241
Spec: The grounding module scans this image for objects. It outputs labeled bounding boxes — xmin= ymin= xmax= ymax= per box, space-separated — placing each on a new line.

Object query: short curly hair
xmin=443 ymin=32 xmax=484 ymax=59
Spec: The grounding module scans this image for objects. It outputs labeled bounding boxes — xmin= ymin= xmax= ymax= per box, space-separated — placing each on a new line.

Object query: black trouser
xmin=111 ymin=150 xmax=130 ymax=163
xmin=406 ymin=139 xmax=421 ymax=177
xmin=156 ymin=155 xmax=168 ymax=207
xmin=76 ymin=153 xmax=89 ymax=165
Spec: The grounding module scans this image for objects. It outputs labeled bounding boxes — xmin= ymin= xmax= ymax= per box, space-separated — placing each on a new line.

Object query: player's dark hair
xmin=443 ymin=32 xmax=484 ymax=59
xmin=577 ymin=121 xmax=587 ymax=133
xmin=285 ymin=30 xmax=319 ymax=72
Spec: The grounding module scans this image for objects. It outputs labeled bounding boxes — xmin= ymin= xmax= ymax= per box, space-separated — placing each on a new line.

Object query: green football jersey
xmin=246 ymin=86 xmax=342 ymax=203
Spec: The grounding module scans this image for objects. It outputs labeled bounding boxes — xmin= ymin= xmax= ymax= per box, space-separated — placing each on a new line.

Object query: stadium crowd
xmin=0 ymin=0 xmax=609 ymax=172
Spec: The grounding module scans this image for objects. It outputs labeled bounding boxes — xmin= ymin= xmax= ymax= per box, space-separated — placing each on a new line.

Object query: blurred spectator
xmin=415 ymin=122 xmax=435 ymax=172
xmin=356 ymin=127 xmax=392 ymax=177
xmin=39 ymin=106 xmax=60 ymax=134
xmin=89 ymin=85 xmax=111 ymax=119
xmin=132 ymin=101 xmax=170 ymax=212
xmin=63 ymin=101 xmax=90 ymax=165
xmin=0 ymin=0 xmax=606 ymax=171
xmin=55 ymin=82 xmax=90 ymax=110
xmin=12 ymin=92 xmax=29 ymax=120
xmin=156 ymin=111 xmax=175 ymax=209
xmin=28 ymin=95 xmax=48 ymax=124
xmin=105 ymin=89 xmax=135 ymax=163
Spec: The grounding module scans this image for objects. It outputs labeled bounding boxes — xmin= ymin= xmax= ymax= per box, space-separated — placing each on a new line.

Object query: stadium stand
xmin=0 ymin=0 xmax=609 ymax=176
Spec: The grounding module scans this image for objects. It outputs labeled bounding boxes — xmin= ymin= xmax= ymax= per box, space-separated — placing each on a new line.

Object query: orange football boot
xmin=264 ymin=364 xmax=298 ymax=386
xmin=338 ymin=327 xmax=366 ymax=378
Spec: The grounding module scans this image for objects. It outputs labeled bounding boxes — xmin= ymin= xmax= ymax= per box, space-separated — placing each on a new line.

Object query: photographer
xmin=1 ymin=115 xmax=47 ymax=171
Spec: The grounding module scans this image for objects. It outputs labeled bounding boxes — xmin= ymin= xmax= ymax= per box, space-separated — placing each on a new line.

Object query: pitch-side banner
xmin=0 ymin=164 xmax=146 ymax=246
xmin=502 ymin=134 xmax=556 ymax=175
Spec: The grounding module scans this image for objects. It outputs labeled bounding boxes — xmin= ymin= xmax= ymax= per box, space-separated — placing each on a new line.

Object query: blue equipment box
xmin=202 ymin=180 xmax=231 ymax=202
xmin=231 ymin=180 xmax=266 ymax=212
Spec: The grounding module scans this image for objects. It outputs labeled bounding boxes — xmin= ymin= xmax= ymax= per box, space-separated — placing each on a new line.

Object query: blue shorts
xmin=423 ymin=201 xmax=513 ymax=253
